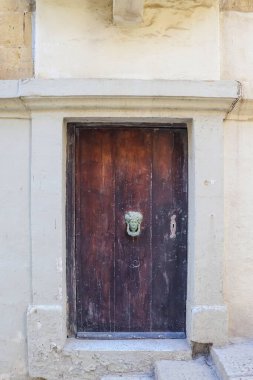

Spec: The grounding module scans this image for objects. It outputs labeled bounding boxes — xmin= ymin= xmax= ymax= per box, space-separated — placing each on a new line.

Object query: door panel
xmin=76 ymin=129 xmax=115 ymax=332
xmin=73 ymin=126 xmax=187 ymax=336
xmin=114 ymin=129 xmax=152 ymax=331
xmin=152 ymin=130 xmax=187 ymax=331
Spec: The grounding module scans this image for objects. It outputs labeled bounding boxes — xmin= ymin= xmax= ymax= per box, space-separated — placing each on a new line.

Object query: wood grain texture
xmin=152 ymin=129 xmax=187 ymax=332
xmin=76 ymin=129 xmax=115 ymax=332
xmin=114 ymin=129 xmax=152 ymax=331
xmin=71 ymin=125 xmax=188 ymax=335
xmin=66 ymin=124 xmax=76 ymax=336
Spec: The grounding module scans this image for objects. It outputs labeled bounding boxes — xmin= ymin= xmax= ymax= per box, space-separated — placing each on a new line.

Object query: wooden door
xmin=67 ymin=125 xmax=188 ymax=338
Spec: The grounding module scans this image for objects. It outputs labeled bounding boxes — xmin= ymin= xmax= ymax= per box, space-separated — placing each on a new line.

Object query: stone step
xmin=65 ymin=338 xmax=191 ymax=377
xmin=211 ymin=340 xmax=253 ymax=380
xmin=155 ymin=358 xmax=218 ymax=380
xmin=101 ymin=374 xmax=153 ymax=380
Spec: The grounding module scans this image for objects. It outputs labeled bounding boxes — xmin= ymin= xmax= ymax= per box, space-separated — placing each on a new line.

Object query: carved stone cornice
xmin=0 ymin=79 xmax=240 ymax=117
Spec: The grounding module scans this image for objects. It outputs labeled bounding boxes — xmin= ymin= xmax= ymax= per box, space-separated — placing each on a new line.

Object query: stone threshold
xmin=64 ymin=337 xmax=192 ymax=354
xmin=62 ymin=338 xmax=192 ymax=378
xmin=102 ymin=375 xmax=153 ymax=380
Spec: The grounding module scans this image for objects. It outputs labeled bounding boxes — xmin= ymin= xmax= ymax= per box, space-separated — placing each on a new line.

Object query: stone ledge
xmin=0 ymin=79 xmax=240 ymax=117
xmin=0 ymin=79 xmax=239 ymax=99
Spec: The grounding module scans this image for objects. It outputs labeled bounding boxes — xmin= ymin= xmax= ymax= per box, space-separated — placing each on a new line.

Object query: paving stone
xmin=155 ymin=358 xmax=218 ymax=380
xmin=211 ymin=341 xmax=253 ymax=379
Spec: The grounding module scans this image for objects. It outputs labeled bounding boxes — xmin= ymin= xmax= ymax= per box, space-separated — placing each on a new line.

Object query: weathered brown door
xmin=68 ymin=125 xmax=187 ymax=338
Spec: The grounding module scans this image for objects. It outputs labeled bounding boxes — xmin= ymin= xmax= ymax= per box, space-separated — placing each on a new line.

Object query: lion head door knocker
xmin=125 ymin=211 xmax=143 ymax=237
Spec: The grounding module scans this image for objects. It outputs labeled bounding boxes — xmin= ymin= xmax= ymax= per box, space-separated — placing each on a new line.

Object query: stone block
xmin=220 ymin=0 xmax=253 ymax=11
xmin=0 ymin=13 xmax=25 ymax=47
xmin=211 ymin=341 xmax=253 ymax=379
xmin=0 ymin=46 xmax=32 ymax=79
xmin=27 ymin=304 xmax=66 ymax=378
xmin=0 ymin=3 xmax=32 ymax=79
xmin=188 ymin=305 xmax=228 ymax=346
xmin=0 ymin=0 xmax=31 ymax=12
xmin=155 ymin=358 xmax=218 ymax=380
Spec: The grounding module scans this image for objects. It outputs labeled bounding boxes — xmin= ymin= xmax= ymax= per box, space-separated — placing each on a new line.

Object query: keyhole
xmin=130 ymin=259 xmax=140 ymax=269
xmin=170 ymin=215 xmax=176 ymax=239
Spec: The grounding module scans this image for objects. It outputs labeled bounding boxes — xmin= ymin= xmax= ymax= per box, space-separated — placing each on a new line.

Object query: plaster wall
xmin=0 ymin=119 xmax=31 ymax=379
xmin=224 ymin=119 xmax=253 ymax=338
xmin=35 ymin=0 xmax=220 ymax=79
xmin=221 ymin=10 xmax=253 ymax=80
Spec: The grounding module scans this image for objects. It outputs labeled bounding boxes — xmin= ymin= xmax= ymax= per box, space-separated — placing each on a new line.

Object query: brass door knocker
xmin=125 ymin=211 xmax=143 ymax=237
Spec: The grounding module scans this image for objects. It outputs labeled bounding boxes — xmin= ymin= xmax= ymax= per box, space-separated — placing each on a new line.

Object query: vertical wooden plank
xmin=76 ymin=128 xmax=115 ymax=332
xmin=152 ymin=129 xmax=187 ymax=332
xmin=114 ymin=129 xmax=152 ymax=331
xmin=66 ymin=124 xmax=76 ymax=336
xmin=170 ymin=130 xmax=188 ymax=332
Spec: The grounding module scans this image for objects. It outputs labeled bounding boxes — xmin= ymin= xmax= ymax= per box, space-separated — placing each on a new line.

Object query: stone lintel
xmin=0 ymin=79 xmax=239 ymax=117
xmin=11 ymin=78 xmax=240 ymax=99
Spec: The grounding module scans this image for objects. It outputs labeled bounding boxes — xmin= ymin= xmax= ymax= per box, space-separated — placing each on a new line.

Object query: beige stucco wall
xmin=221 ymin=10 xmax=253 ymax=81
xmin=224 ymin=119 xmax=253 ymax=338
xmin=35 ymin=0 xmax=220 ymax=79
xmin=221 ymin=6 xmax=253 ymax=338
xmin=0 ymin=118 xmax=31 ymax=379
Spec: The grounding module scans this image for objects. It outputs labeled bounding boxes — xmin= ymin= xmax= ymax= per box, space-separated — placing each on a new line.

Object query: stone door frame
xmin=67 ymin=122 xmax=188 ymax=338
xmin=1 ymin=78 xmax=238 ymax=378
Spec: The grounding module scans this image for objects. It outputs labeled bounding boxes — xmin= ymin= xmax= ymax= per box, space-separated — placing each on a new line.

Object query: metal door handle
xmin=125 ymin=211 xmax=143 ymax=237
